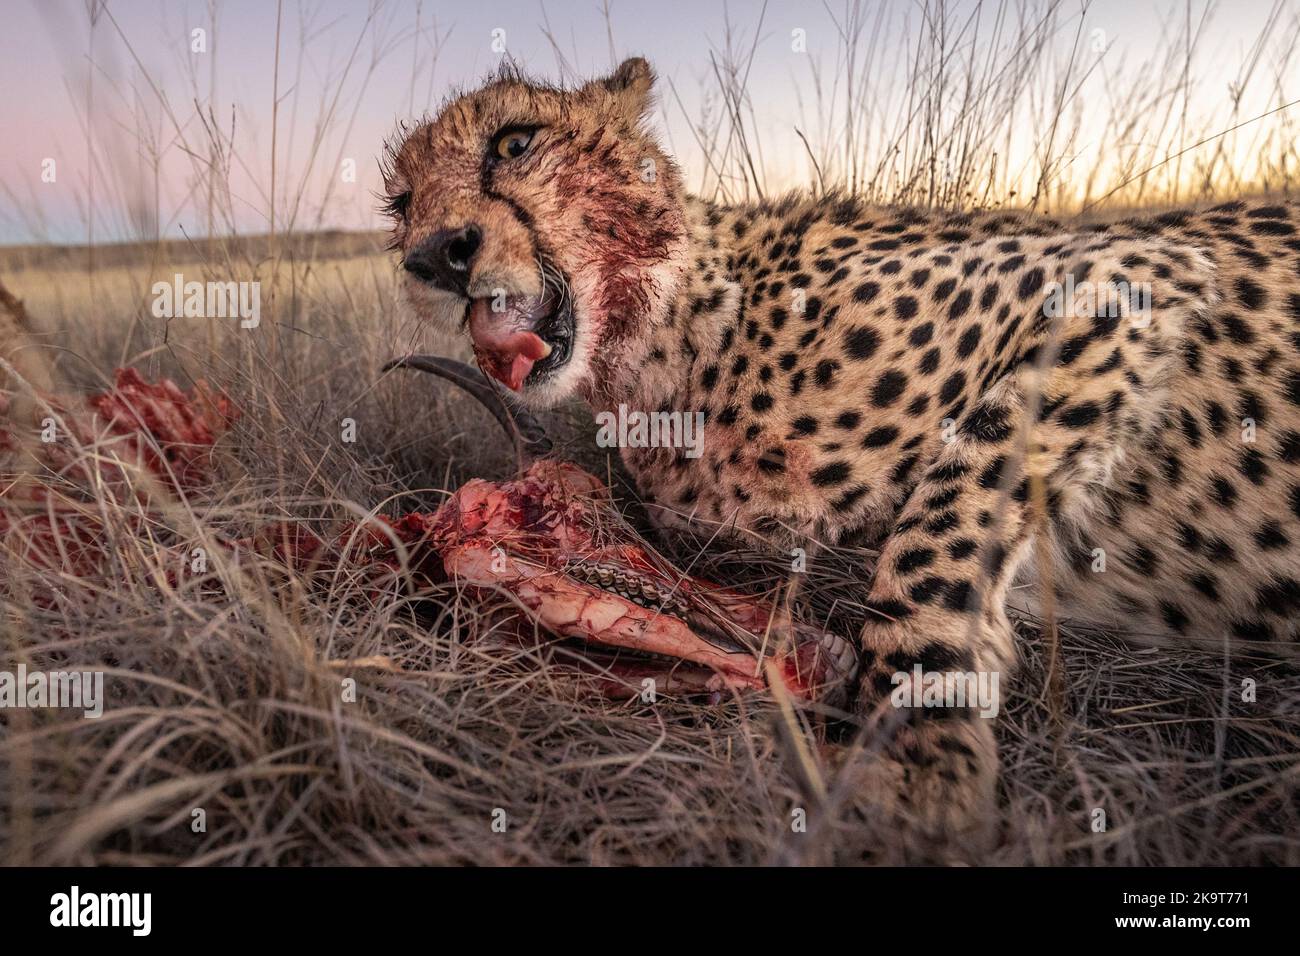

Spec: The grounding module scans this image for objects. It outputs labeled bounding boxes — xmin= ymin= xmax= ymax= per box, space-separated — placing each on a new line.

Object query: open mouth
xmin=557 ymin=558 xmax=765 ymax=683
xmin=437 ymin=533 xmax=857 ymax=700
xmin=526 ymin=282 xmax=574 ymax=385
xmin=467 ymin=268 xmax=574 ymax=392
xmin=449 ymin=542 xmax=776 ymax=692
xmin=418 ymin=459 xmax=861 ymax=701
xmin=521 ymin=553 xmax=859 ymax=698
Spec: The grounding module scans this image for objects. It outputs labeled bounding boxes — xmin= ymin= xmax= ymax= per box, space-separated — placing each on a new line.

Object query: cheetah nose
xmin=404 ymin=225 xmax=482 ymax=295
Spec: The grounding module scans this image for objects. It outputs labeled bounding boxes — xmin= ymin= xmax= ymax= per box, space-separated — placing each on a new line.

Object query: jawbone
xmin=427 ymin=460 xmax=858 ymax=701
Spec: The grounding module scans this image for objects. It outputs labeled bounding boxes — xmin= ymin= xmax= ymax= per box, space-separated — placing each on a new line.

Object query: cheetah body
xmin=386 ymin=58 xmax=1300 ymax=835
xmin=624 ymin=196 xmax=1300 ymax=648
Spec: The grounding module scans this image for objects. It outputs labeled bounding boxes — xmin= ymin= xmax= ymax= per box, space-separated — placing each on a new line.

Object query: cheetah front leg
xmin=845 ymin=375 xmax=1036 ymax=842
xmin=844 ymin=242 xmax=1219 ymax=843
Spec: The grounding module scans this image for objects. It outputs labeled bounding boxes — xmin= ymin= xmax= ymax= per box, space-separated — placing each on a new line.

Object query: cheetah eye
xmin=492 ymin=126 xmax=537 ymax=161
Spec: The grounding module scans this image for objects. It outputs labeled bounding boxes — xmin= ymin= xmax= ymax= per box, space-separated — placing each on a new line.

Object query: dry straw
xmin=2 ymin=0 xmax=1298 ymax=864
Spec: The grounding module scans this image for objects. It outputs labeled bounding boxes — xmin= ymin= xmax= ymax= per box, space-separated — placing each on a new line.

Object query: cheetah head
xmin=383 ymin=58 xmax=688 ymax=408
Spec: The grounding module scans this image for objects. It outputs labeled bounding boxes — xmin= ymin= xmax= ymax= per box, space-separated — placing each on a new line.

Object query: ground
xmin=1 ymin=232 xmax=1298 ymax=865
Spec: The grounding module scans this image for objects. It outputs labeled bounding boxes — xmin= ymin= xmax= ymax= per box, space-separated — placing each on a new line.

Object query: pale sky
xmin=0 ymin=0 xmax=1296 ymax=245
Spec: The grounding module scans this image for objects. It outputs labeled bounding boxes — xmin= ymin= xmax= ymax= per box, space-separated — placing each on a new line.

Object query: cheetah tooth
xmin=819 ymin=631 xmax=857 ymax=675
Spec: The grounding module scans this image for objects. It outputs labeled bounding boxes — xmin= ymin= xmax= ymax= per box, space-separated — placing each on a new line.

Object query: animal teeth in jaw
xmin=819 ymin=631 xmax=858 ymax=675
xmin=565 ymin=561 xmax=684 ymax=614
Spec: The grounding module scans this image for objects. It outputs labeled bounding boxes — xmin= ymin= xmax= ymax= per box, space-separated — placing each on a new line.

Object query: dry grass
xmin=664 ymin=0 xmax=1299 ymax=211
xmin=2 ymin=0 xmax=1299 ymax=866
xmin=3 ymin=236 xmax=1298 ymax=866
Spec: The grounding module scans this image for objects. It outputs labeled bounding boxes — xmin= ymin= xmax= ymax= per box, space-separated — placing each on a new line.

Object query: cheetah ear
xmin=586 ymin=57 xmax=655 ymax=118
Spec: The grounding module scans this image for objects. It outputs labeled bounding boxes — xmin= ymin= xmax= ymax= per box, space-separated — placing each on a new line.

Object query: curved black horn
xmin=382 ymin=354 xmax=552 ymax=463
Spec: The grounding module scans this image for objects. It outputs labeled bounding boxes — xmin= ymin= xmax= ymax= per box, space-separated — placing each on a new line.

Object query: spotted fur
xmin=387 ymin=59 xmax=1300 ymax=839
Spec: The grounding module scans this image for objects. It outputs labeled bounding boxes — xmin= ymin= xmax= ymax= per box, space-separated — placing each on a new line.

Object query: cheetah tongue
xmin=468 ymin=297 xmax=552 ymax=392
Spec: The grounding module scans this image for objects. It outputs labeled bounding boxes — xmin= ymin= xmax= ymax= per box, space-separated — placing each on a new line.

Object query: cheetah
xmin=382 ymin=58 xmax=1300 ymax=837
